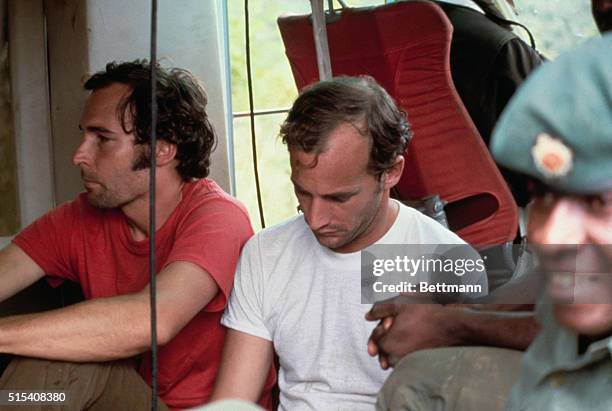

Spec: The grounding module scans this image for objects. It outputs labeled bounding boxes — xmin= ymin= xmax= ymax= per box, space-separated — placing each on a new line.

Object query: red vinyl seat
xmin=277 ymin=0 xmax=518 ymax=246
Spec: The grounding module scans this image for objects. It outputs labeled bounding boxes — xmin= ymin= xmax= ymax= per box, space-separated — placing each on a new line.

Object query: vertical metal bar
xmin=149 ymin=0 xmax=158 ymax=409
xmin=220 ymin=0 xmax=237 ymax=196
xmin=309 ymin=0 xmax=332 ymax=81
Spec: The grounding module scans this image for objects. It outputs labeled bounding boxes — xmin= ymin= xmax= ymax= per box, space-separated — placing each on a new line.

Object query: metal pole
xmin=309 ymin=0 xmax=332 ymax=81
xmin=149 ymin=0 xmax=158 ymax=408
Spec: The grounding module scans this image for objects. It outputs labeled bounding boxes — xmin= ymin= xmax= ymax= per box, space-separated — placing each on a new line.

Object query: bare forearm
xmin=457 ymin=309 xmax=540 ymax=350
xmin=0 ymin=244 xmax=45 ymax=303
xmin=0 ymin=261 xmax=217 ymax=363
xmin=0 ymin=295 xmax=156 ymax=361
xmin=212 ymin=330 xmax=274 ymax=402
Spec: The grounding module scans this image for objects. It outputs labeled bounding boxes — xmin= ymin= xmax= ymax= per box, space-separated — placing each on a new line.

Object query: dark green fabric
xmin=437 ymin=2 xmax=542 ymax=145
xmin=505 ymin=303 xmax=612 ymax=411
xmin=377 ymin=347 xmax=523 ymax=411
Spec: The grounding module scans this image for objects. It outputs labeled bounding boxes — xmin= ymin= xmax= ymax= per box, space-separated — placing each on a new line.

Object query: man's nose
xmin=305 ymin=198 xmax=331 ymax=231
xmin=534 ymin=199 xmax=587 ymax=245
xmin=72 ymin=138 xmax=91 ymax=167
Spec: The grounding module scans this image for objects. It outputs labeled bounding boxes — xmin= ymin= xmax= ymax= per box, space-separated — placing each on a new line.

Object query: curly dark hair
xmin=280 ymin=76 xmax=412 ymax=176
xmin=84 ymin=60 xmax=217 ymax=181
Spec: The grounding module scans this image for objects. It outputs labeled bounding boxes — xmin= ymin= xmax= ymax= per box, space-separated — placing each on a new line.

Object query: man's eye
xmin=98 ymin=135 xmax=111 ymax=143
xmin=587 ymin=194 xmax=612 ymax=212
xmin=330 ymin=196 xmax=350 ymax=203
xmin=294 ymin=187 xmax=310 ymax=197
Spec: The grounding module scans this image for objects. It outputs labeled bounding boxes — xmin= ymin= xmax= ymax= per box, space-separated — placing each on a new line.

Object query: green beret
xmin=491 ymin=34 xmax=612 ymax=194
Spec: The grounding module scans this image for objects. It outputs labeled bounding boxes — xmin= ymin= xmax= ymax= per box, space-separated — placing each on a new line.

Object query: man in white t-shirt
xmin=210 ymin=76 xmax=485 ymax=410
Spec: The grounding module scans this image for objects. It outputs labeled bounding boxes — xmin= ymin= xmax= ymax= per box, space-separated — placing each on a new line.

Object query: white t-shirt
xmin=222 ymin=202 xmax=480 ymax=410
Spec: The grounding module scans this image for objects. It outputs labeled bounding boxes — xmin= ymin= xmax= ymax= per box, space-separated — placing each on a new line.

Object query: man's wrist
xmin=448 ymin=307 xmax=538 ymax=349
xmin=0 ymin=315 xmax=16 ymax=354
xmin=447 ymin=306 xmax=477 ymax=346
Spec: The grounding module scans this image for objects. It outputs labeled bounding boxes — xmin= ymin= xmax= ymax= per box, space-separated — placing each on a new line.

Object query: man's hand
xmin=366 ymin=295 xmax=468 ymax=369
xmin=366 ymin=295 xmax=540 ymax=370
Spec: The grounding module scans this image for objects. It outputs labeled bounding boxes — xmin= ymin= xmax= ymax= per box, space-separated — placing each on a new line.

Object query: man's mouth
xmin=314 ymin=226 xmax=347 ymax=237
xmin=546 ymin=271 xmax=612 ymax=303
xmin=82 ymin=178 xmax=101 ymax=190
xmin=315 ymin=231 xmax=340 ymax=237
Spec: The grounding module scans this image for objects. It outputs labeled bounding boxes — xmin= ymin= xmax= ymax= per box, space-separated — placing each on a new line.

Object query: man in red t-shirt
xmin=0 ymin=61 xmax=273 ymax=409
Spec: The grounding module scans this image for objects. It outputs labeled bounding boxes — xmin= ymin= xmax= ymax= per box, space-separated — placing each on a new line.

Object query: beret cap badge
xmin=531 ymin=133 xmax=573 ymax=179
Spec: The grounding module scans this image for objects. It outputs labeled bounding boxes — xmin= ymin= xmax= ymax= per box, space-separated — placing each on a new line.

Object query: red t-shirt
xmin=13 ymin=179 xmax=271 ymax=409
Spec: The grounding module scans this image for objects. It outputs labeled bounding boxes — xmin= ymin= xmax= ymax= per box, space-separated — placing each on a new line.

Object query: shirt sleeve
xmin=12 ymin=200 xmax=80 ymax=284
xmin=164 ymin=198 xmax=254 ymax=313
xmin=221 ymin=235 xmax=272 ymax=341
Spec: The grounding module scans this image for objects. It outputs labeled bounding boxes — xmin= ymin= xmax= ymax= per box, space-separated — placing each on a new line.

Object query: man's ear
xmin=156 ymin=140 xmax=177 ymax=167
xmin=383 ymin=155 xmax=405 ymax=190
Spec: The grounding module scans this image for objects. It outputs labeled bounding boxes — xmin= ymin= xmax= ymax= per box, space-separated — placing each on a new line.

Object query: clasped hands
xmin=365 ymin=293 xmax=471 ymax=369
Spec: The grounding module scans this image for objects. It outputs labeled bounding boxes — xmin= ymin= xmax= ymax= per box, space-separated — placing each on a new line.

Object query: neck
xmin=367 ymin=195 xmax=400 ymax=245
xmin=122 ymin=172 xmax=185 ymax=241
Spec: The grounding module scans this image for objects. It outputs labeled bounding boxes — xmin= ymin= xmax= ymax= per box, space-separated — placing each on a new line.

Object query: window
xmin=228 ymin=0 xmax=373 ymax=230
xmin=515 ymin=0 xmax=598 ymax=58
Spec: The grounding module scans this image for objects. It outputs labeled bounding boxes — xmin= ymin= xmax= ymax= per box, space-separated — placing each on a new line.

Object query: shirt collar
xmin=533 ymin=301 xmax=612 ymax=383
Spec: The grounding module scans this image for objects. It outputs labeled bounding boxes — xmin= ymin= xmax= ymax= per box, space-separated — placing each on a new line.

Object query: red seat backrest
xmin=277 ymin=0 xmax=517 ymax=246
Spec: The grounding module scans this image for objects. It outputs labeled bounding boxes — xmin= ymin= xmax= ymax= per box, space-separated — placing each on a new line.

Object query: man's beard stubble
xmin=86 ymin=147 xmax=150 ymax=209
